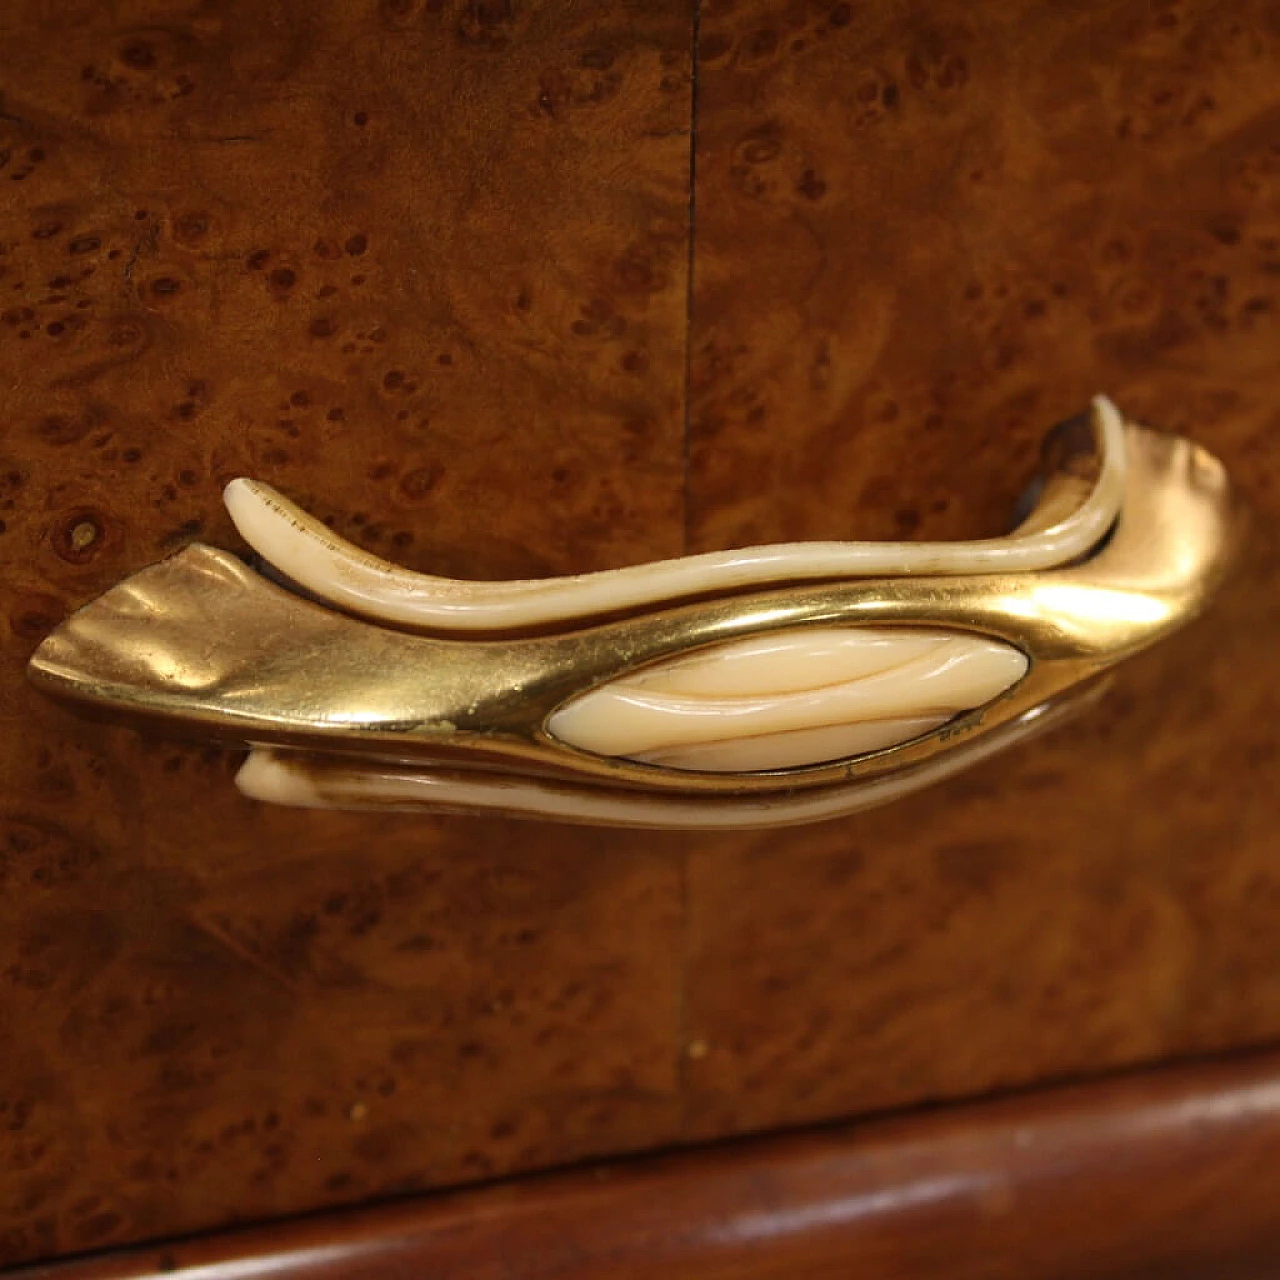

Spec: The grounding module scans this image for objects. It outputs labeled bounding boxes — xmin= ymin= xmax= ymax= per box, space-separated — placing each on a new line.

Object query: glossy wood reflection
xmin=18 ymin=1052 xmax=1280 ymax=1280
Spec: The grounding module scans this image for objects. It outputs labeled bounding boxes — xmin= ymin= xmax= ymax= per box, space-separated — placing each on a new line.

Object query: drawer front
xmin=2 ymin=0 xmax=1279 ymax=1265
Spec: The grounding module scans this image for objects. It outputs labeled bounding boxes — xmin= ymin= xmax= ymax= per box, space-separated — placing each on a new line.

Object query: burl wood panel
xmin=0 ymin=0 xmax=692 ymax=1265
xmin=684 ymin=0 xmax=1280 ymax=1137
xmin=4 ymin=0 xmax=1280 ymax=1268
xmin=18 ymin=1050 xmax=1280 ymax=1280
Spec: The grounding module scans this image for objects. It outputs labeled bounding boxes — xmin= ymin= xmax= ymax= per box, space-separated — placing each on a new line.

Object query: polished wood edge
xmin=16 ymin=1050 xmax=1280 ymax=1280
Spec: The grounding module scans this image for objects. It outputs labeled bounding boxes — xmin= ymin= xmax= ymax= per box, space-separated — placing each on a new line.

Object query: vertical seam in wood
xmin=676 ymin=0 xmax=702 ymax=1142
xmin=680 ymin=0 xmax=701 ymax=560
xmin=676 ymin=841 xmax=692 ymax=1140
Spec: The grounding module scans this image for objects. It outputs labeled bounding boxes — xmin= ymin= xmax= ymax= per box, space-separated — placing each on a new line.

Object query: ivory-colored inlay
xmin=235 ymin=685 xmax=1097 ymax=828
xmin=223 ymin=396 xmax=1126 ymax=633
xmin=546 ymin=626 xmax=1028 ymax=772
xmin=636 ymin=718 xmax=950 ymax=772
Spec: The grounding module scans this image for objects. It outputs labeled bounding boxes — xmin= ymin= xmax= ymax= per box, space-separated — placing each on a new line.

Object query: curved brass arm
xmin=27 ymin=398 xmax=1246 ymax=829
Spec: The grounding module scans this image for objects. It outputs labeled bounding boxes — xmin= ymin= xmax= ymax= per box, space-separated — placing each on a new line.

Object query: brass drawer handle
xmin=28 ymin=397 xmax=1245 ymax=829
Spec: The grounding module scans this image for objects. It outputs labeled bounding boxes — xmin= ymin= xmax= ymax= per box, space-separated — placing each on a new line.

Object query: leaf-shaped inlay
xmin=547 ymin=627 xmax=1028 ymax=773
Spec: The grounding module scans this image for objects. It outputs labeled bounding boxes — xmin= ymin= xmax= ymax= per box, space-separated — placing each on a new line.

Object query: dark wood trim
xmin=18 ymin=1050 xmax=1280 ymax=1280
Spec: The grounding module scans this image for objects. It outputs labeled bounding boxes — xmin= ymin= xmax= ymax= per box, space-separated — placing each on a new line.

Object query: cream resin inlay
xmin=547 ymin=628 xmax=1028 ymax=772
xmin=222 ymin=398 xmax=1127 ymax=634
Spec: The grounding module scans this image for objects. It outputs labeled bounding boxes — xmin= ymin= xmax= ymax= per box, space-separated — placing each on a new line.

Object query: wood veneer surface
xmin=17 ymin=1050 xmax=1280 ymax=1280
xmin=2 ymin=0 xmax=1280 ymax=1266
xmin=0 ymin=0 xmax=694 ymax=1263
xmin=681 ymin=0 xmax=1280 ymax=1139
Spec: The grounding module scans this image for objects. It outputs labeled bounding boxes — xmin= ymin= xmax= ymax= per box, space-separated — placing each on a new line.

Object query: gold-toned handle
xmin=27 ymin=398 xmax=1246 ymax=829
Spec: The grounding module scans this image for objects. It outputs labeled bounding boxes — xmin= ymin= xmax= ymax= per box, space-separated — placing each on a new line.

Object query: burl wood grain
xmin=0 ymin=0 xmax=693 ymax=1265
xmin=3 ymin=0 xmax=1280 ymax=1268
xmin=18 ymin=1050 xmax=1280 ymax=1280
xmin=690 ymin=0 xmax=1280 ymax=547
xmin=684 ymin=0 xmax=1280 ymax=1138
